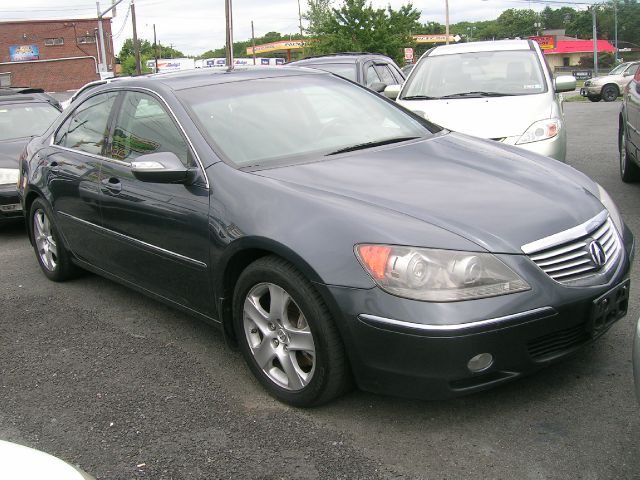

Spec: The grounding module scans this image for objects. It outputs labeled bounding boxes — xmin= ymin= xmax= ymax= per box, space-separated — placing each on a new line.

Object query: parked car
xmin=0 ymin=439 xmax=94 ymax=479
xmin=0 ymin=88 xmax=61 ymax=226
xmin=288 ymin=52 xmax=405 ymax=92
xmin=634 ymin=315 xmax=640 ymax=402
xmin=618 ymin=67 xmax=640 ymax=182
xmin=386 ymin=39 xmax=576 ymax=162
xmin=19 ymin=68 xmax=633 ymax=407
xmin=581 ymin=61 xmax=640 ymax=102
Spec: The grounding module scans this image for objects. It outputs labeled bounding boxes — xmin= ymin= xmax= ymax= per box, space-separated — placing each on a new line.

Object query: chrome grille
xmin=525 ymin=216 xmax=621 ymax=284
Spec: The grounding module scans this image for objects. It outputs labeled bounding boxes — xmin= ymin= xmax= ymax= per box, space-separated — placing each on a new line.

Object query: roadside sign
xmin=529 ymin=35 xmax=556 ymax=50
xmin=413 ymin=34 xmax=461 ymax=44
xmin=404 ymin=48 xmax=414 ymax=61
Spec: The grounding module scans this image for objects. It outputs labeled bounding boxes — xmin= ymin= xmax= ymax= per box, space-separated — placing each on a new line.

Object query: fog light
xmin=0 ymin=204 xmax=21 ymax=212
xmin=467 ymin=353 xmax=493 ymax=373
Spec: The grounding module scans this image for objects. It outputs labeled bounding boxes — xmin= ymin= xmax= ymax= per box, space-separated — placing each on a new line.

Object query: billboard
xmin=9 ymin=45 xmax=40 ymax=61
xmin=529 ymin=36 xmax=556 ymax=50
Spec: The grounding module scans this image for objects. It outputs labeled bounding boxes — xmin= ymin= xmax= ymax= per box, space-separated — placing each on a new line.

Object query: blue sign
xmin=9 ymin=44 xmax=40 ymax=61
xmin=275 ymin=58 xmax=285 ymax=65
xmin=261 ymin=58 xmax=269 ymax=65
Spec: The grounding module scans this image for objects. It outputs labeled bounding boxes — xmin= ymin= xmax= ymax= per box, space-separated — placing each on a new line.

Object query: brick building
xmin=0 ymin=18 xmax=115 ymax=92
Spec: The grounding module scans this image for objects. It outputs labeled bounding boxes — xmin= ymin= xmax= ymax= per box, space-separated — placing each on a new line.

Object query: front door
xmin=98 ymin=90 xmax=212 ymax=315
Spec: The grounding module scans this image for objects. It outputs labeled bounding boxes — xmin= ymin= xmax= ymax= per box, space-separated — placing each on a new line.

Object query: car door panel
xmin=98 ymin=90 xmax=213 ymax=315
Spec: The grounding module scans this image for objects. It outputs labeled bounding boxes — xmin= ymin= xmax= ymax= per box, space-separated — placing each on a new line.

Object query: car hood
xmin=397 ymin=94 xmax=552 ymax=139
xmin=256 ymin=133 xmax=604 ymax=254
xmin=0 ymin=137 xmax=29 ymax=168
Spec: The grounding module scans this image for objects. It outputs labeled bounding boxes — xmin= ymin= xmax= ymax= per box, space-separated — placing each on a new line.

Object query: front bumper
xmin=580 ymin=85 xmax=603 ymax=97
xmin=0 ymin=185 xmax=22 ymax=224
xmin=326 ymin=226 xmax=634 ymax=400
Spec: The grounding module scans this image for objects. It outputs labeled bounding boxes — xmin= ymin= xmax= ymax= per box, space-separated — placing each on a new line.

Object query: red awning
xmin=544 ymin=39 xmax=616 ymax=54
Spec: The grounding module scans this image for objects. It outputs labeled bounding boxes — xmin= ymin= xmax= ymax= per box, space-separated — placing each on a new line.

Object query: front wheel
xmin=602 ymin=85 xmax=619 ymax=102
xmin=29 ymin=198 xmax=79 ymax=281
xmin=233 ymin=256 xmax=350 ymax=407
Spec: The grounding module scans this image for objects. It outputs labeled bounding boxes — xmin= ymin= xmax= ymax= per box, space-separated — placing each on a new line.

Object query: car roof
xmin=0 ymin=88 xmax=59 ymax=106
xmin=429 ymin=39 xmax=534 ymax=56
xmin=289 ymin=53 xmax=393 ymax=65
xmin=106 ymin=67 xmax=326 ymax=92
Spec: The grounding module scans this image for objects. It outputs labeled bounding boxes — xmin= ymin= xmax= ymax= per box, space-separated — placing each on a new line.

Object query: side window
xmin=365 ymin=64 xmax=382 ymax=87
xmin=627 ymin=64 xmax=639 ymax=76
xmin=376 ymin=64 xmax=399 ymax=85
xmin=55 ymin=92 xmax=117 ymax=156
xmin=109 ymin=91 xmax=192 ymax=166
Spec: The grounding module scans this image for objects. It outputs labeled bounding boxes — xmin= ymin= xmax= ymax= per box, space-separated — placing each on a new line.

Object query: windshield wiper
xmin=400 ymin=95 xmax=441 ymax=100
xmin=326 ymin=137 xmax=420 ymax=156
xmin=440 ymin=91 xmax=514 ymax=98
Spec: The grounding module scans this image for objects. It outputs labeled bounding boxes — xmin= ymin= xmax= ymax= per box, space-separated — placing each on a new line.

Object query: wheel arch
xmin=603 ymin=83 xmax=620 ymax=96
xmin=215 ymin=237 xmax=333 ymax=344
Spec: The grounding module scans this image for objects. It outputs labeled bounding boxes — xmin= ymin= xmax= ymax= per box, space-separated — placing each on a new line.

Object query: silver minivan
xmin=387 ymin=40 xmax=576 ymax=161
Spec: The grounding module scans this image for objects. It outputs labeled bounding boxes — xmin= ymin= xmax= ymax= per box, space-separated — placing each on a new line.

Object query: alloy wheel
xmin=242 ymin=282 xmax=316 ymax=390
xmin=33 ymin=209 xmax=58 ymax=272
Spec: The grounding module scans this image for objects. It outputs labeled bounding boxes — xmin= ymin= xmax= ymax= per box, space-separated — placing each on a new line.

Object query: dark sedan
xmin=19 ymin=68 xmax=634 ymax=406
xmin=0 ymin=88 xmax=61 ymax=225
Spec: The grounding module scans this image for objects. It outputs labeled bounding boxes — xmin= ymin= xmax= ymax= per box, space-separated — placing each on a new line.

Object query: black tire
xmin=602 ymin=85 xmax=619 ymax=102
xmin=29 ymin=198 xmax=80 ymax=281
xmin=233 ymin=256 xmax=350 ymax=407
xmin=620 ymin=124 xmax=640 ymax=183
xmin=588 ymin=95 xmax=601 ymax=102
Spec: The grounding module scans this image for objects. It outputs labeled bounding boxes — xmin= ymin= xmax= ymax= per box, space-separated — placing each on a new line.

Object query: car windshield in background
xmin=0 ymin=102 xmax=60 ymax=141
xmin=302 ymin=63 xmax=358 ymax=82
xmin=402 ymin=50 xmax=547 ymax=100
xmin=608 ymin=63 xmax=628 ymax=75
xmin=179 ymin=75 xmax=432 ymax=168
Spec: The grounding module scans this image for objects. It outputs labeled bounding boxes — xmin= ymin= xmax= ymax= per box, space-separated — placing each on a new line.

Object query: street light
xmin=466 ymin=25 xmax=476 ymax=42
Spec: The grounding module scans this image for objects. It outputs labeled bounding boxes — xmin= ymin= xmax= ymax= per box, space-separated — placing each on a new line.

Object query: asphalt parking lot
xmin=1 ymin=101 xmax=639 ymax=479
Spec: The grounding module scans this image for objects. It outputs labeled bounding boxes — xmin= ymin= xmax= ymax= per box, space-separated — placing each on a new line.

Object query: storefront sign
xmin=529 ymin=36 xmax=556 ymax=50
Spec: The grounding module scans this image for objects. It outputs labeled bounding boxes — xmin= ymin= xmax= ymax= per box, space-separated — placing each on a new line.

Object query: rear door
xmin=47 ymin=91 xmax=119 ymax=265
xmin=97 ymin=90 xmax=213 ymax=315
xmin=626 ymin=69 xmax=640 ymax=154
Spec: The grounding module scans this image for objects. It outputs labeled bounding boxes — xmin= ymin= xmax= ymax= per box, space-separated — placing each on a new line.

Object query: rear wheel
xmin=233 ymin=256 xmax=350 ymax=407
xmin=588 ymin=95 xmax=601 ymax=102
xmin=29 ymin=198 xmax=79 ymax=281
xmin=620 ymin=126 xmax=640 ymax=182
xmin=602 ymin=85 xmax=619 ymax=102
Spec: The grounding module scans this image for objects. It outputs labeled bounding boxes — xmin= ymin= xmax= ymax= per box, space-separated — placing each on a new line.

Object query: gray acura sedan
xmin=18 ymin=68 xmax=634 ymax=406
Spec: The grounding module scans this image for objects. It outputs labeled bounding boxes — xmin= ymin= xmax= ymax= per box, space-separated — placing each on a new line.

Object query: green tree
xmin=118 ymin=38 xmax=185 ymax=75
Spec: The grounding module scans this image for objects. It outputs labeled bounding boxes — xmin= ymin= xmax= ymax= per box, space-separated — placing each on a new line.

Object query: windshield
xmin=401 ymin=49 xmax=547 ymax=99
xmin=0 ymin=102 xmax=60 ymax=141
xmin=608 ymin=63 xmax=628 ymax=75
xmin=301 ymin=63 xmax=358 ymax=82
xmin=178 ymin=75 xmax=433 ymax=167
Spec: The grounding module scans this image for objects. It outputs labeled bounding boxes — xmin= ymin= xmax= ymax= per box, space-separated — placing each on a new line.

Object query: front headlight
xmin=516 ymin=118 xmax=561 ymax=145
xmin=597 ymin=184 xmax=624 ymax=234
xmin=0 ymin=168 xmax=19 ymax=186
xmin=355 ymin=244 xmax=530 ymax=302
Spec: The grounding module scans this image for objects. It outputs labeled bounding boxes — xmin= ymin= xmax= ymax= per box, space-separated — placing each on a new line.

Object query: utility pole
xmin=614 ymin=1 xmax=618 ymax=63
xmin=592 ymin=6 xmax=598 ymax=77
xmin=96 ymin=0 xmax=126 ymax=77
xmin=445 ymin=0 xmax=450 ymax=45
xmin=225 ymin=0 xmax=234 ymax=70
xmin=130 ymin=0 xmax=141 ymax=75
xmin=153 ymin=23 xmax=158 ymax=73
xmin=251 ymin=20 xmax=256 ymax=65
xmin=96 ymin=2 xmax=108 ymax=74
xmin=297 ymin=0 xmax=305 ymax=58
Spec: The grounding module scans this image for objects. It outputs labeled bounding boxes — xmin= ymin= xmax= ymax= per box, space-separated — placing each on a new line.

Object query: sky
xmin=2 ymin=0 xmax=595 ymax=56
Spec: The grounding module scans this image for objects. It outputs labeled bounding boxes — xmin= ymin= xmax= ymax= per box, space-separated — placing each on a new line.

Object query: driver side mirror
xmin=554 ymin=75 xmax=576 ymax=93
xmin=131 ymin=151 xmax=192 ymax=184
xmin=383 ymin=84 xmax=402 ymax=100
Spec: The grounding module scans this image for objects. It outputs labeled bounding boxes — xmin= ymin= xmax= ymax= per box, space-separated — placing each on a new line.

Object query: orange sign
xmin=529 ymin=36 xmax=556 ymax=50
xmin=247 ymin=40 xmax=314 ymax=55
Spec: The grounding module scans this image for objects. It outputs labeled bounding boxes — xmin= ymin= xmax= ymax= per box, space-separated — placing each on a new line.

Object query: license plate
xmin=589 ymin=279 xmax=630 ymax=336
xmin=580 ymin=88 xmax=588 ymax=96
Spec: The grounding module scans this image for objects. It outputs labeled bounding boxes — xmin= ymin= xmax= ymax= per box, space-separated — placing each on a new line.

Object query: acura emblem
xmin=589 ymin=240 xmax=606 ymax=268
